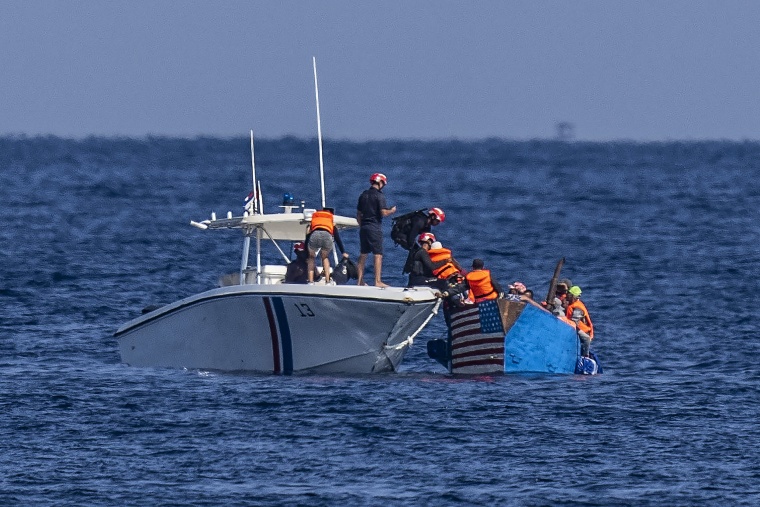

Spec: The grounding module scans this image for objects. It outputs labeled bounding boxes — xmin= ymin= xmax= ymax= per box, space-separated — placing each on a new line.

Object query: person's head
xmin=428 ymin=207 xmax=446 ymax=226
xmin=369 ymin=172 xmax=387 ymax=189
xmin=293 ymin=241 xmax=306 ymax=258
xmin=567 ymin=285 xmax=582 ymax=301
xmin=509 ymin=281 xmax=527 ymax=295
xmin=417 ymin=232 xmax=435 ymax=249
xmin=451 ymin=273 xmax=465 ymax=284
xmin=471 ymin=258 xmax=484 ymax=270
xmin=322 ymin=207 xmax=334 ymax=215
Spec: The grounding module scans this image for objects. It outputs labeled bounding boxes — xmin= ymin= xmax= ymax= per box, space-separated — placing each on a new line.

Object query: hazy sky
xmin=2 ymin=1 xmax=759 ymax=141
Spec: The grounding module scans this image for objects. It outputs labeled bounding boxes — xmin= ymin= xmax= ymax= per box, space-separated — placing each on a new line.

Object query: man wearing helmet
xmin=407 ymin=232 xmax=449 ymax=287
xmin=356 ymin=173 xmax=396 ymax=286
xmin=401 ymin=207 xmax=446 ymax=275
xmin=414 ymin=208 xmax=445 ymax=242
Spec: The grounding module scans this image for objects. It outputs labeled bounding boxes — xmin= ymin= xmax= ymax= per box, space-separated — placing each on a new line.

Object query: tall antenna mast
xmin=313 ymin=56 xmax=326 ymax=209
xmin=249 ymin=130 xmax=257 ymax=214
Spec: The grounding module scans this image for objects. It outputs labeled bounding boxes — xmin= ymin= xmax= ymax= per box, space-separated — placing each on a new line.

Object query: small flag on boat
xmin=244 ymin=191 xmax=256 ymax=212
xmin=449 ymin=300 xmax=505 ymax=374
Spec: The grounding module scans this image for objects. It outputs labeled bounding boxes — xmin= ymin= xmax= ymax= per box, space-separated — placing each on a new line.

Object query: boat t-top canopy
xmin=195 ymin=210 xmax=358 ymax=241
xmin=192 ymin=210 xmax=359 ymax=284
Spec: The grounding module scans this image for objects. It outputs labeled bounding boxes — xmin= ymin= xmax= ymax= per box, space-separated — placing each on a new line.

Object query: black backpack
xmin=390 ymin=209 xmax=427 ymax=250
xmin=332 ymin=257 xmax=358 ymax=285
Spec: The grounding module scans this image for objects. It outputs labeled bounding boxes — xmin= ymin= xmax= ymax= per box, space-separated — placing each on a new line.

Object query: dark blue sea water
xmin=2 ymin=136 xmax=759 ymax=505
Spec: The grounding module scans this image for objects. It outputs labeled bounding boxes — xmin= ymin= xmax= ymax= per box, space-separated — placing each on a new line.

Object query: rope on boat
xmin=384 ymin=298 xmax=442 ymax=352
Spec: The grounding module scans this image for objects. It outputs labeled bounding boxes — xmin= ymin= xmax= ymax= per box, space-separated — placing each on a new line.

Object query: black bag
xmin=333 ymin=257 xmax=358 ymax=285
xmin=390 ymin=209 xmax=427 ymax=250
xmin=344 ymin=257 xmax=358 ymax=279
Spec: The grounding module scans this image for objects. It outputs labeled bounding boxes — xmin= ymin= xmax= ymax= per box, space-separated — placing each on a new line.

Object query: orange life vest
xmin=428 ymin=248 xmax=459 ymax=280
xmin=466 ymin=269 xmax=498 ymax=303
xmin=309 ymin=210 xmax=334 ymax=234
xmin=566 ymin=299 xmax=593 ymax=338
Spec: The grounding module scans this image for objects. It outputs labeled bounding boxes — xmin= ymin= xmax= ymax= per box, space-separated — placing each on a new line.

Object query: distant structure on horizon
xmin=555 ymin=121 xmax=575 ymax=141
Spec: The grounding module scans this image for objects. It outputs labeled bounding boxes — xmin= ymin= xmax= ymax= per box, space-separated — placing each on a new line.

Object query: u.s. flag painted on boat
xmin=449 ymin=300 xmax=505 ymax=374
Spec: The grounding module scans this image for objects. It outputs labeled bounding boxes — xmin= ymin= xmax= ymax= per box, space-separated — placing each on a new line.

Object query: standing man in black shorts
xmin=356 ymin=172 xmax=396 ymax=286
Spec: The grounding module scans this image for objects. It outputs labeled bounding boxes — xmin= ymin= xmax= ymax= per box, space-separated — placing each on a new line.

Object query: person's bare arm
xmin=381 ymin=206 xmax=397 ymax=217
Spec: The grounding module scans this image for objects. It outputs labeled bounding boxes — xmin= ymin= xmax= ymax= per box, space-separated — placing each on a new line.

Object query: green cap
xmin=569 ymin=286 xmax=582 ymax=297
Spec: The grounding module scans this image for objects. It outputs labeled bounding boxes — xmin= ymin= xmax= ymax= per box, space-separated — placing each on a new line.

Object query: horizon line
xmin=2 ymin=133 xmax=759 ymax=145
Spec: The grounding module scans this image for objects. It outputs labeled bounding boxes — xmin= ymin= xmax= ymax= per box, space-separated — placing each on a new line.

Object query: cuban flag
xmin=448 ymin=300 xmax=505 ymax=374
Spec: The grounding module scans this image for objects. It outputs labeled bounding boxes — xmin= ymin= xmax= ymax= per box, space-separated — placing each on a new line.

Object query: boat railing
xmin=218 ymin=264 xmax=287 ymax=286
xmin=250 ymin=265 xmax=287 ymax=284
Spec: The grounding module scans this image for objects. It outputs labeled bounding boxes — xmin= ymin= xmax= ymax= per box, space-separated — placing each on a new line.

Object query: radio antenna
xmin=313 ymin=57 xmax=326 ymax=209
xmin=249 ymin=130 xmax=257 ymax=213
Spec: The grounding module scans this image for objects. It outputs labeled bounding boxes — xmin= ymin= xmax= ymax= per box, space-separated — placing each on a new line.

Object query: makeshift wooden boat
xmin=426 ymin=298 xmax=602 ymax=375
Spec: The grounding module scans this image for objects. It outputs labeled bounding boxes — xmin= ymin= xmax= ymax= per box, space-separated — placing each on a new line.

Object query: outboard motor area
xmin=575 ymin=351 xmax=603 ymax=375
xmin=427 ymin=338 xmax=450 ymax=368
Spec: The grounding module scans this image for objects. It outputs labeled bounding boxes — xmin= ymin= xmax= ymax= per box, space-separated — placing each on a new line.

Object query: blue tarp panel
xmin=504 ymin=304 xmax=579 ymax=373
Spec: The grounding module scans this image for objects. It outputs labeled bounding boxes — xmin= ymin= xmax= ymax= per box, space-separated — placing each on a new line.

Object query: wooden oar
xmin=544 ymin=257 xmax=565 ymax=311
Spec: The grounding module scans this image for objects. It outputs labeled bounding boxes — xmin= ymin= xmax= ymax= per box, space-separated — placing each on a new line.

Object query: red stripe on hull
xmin=452 ymin=357 xmax=504 ymax=369
xmin=263 ymin=297 xmax=281 ymax=374
xmin=451 ymin=328 xmax=488 ymax=340
xmin=451 ymin=336 xmax=504 ymax=350
xmin=452 ymin=347 xmax=504 ymax=360
xmin=450 ymin=317 xmax=480 ymax=330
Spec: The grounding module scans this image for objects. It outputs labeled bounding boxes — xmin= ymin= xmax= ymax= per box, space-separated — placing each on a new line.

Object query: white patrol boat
xmin=115 ymin=58 xmax=440 ymax=374
xmin=115 ymin=209 xmax=440 ymax=374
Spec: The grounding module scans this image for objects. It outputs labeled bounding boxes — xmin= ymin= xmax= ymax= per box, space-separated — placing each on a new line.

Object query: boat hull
xmin=116 ymin=285 xmax=438 ymax=374
xmin=428 ymin=299 xmax=601 ymax=375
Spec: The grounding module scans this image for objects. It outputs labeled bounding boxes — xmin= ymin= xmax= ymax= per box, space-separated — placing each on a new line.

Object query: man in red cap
xmin=284 ymin=242 xmax=309 ymax=284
